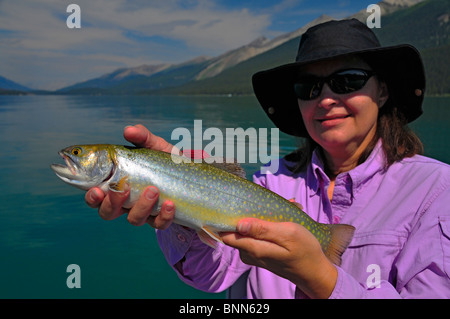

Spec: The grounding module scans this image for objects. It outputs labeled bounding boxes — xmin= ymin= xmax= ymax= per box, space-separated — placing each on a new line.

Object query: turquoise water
xmin=0 ymin=95 xmax=448 ymax=298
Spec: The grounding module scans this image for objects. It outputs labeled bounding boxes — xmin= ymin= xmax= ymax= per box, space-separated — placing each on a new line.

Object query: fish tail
xmin=322 ymin=224 xmax=355 ymax=266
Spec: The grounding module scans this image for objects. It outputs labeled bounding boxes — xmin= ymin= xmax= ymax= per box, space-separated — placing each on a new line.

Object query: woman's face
xmin=297 ymin=56 xmax=389 ymax=156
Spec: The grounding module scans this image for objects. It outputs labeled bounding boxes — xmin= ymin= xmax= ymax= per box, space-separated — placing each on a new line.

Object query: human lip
xmin=315 ymin=114 xmax=351 ymax=122
xmin=315 ymin=114 xmax=351 ymax=127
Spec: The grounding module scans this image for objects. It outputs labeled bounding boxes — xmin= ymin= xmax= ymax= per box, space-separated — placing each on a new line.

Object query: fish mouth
xmin=51 ymin=152 xmax=85 ymax=181
xmin=51 ymin=152 xmax=115 ymax=190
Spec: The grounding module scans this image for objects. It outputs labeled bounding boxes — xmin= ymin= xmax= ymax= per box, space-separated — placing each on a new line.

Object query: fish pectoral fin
xmin=197 ymin=226 xmax=223 ymax=249
xmin=109 ymin=176 xmax=128 ymax=193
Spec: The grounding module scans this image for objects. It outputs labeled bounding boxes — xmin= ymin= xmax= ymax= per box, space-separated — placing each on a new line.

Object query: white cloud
xmin=84 ymin=0 xmax=271 ymax=51
xmin=0 ymin=0 xmax=270 ymax=52
xmin=0 ymin=0 xmax=272 ymax=89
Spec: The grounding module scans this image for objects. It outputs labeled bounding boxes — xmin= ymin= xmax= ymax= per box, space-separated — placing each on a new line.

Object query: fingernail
xmin=146 ymin=187 xmax=158 ymax=200
xmin=165 ymin=203 xmax=174 ymax=213
xmin=89 ymin=189 xmax=99 ymax=202
xmin=238 ymin=221 xmax=250 ymax=235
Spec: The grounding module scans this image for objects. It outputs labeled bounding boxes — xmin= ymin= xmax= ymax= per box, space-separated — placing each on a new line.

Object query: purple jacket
xmin=156 ymin=140 xmax=450 ymax=298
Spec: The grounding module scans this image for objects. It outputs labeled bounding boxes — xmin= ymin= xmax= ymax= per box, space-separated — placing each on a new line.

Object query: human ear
xmin=378 ymin=81 xmax=389 ymax=108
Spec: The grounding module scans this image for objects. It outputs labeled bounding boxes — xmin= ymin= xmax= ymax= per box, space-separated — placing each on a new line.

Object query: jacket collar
xmin=307 ymin=139 xmax=386 ymax=196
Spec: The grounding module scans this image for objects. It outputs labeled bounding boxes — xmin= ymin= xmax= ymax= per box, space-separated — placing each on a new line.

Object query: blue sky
xmin=0 ymin=0 xmax=380 ymax=90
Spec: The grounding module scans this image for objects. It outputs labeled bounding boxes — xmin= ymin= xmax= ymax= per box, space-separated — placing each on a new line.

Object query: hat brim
xmin=252 ymin=44 xmax=426 ymax=137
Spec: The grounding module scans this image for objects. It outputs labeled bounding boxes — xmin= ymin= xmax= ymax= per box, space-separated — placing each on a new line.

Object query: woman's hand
xmin=221 ymin=218 xmax=338 ymax=299
xmin=85 ymin=124 xmax=176 ymax=229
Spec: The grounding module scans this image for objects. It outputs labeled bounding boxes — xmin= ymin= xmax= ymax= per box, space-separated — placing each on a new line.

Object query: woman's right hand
xmin=85 ymin=124 xmax=177 ymax=230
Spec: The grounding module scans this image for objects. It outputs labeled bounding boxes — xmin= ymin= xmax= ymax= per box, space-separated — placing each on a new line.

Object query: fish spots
xmin=105 ymin=147 xmax=331 ymax=246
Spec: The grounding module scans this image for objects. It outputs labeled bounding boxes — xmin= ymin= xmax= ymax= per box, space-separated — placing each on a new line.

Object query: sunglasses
xmin=293 ymin=68 xmax=375 ymax=100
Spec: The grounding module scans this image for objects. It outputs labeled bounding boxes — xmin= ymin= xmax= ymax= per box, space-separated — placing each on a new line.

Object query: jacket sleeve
xmin=155 ymin=149 xmax=251 ymax=293
xmin=156 ymin=226 xmax=251 ymax=293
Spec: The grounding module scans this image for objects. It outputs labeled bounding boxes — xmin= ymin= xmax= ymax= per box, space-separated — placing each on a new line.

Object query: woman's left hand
xmin=220 ymin=218 xmax=338 ymax=299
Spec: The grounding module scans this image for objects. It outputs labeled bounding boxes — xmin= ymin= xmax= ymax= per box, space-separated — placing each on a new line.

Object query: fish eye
xmin=71 ymin=147 xmax=82 ymax=156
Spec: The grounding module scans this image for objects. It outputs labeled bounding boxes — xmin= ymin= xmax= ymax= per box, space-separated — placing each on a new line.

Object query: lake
xmin=0 ymin=95 xmax=448 ymax=298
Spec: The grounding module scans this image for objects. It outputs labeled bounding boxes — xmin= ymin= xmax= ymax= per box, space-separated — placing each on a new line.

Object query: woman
xmin=85 ymin=19 xmax=450 ymax=298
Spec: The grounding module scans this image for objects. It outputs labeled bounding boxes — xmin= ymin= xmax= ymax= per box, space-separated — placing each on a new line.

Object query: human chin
xmin=310 ymin=121 xmax=356 ymax=148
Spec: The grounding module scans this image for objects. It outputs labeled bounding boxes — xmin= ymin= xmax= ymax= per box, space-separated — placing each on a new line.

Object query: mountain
xmin=371 ymin=0 xmax=449 ymax=49
xmin=58 ymin=63 xmax=172 ymax=92
xmin=57 ymin=15 xmax=332 ymax=94
xmin=372 ymin=0 xmax=450 ymax=94
xmin=153 ymin=34 xmax=302 ymax=95
xmin=111 ymin=56 xmax=212 ymax=92
xmin=195 ymin=14 xmax=334 ymax=80
xmin=58 ymin=15 xmax=333 ymax=94
xmin=349 ymin=0 xmax=426 ymax=21
xmin=58 ymin=56 xmax=212 ymax=94
xmin=158 ymin=0 xmax=449 ymax=96
xmin=57 ymin=0 xmax=449 ymax=95
xmin=0 ymin=75 xmax=31 ymax=92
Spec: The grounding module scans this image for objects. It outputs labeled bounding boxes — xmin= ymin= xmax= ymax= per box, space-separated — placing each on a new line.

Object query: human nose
xmin=317 ymin=83 xmax=339 ymax=109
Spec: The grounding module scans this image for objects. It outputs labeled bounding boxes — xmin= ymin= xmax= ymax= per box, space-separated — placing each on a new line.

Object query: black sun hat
xmin=252 ymin=18 xmax=426 ymax=137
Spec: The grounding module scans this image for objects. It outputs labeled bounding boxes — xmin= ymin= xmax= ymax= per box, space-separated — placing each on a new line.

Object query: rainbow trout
xmin=51 ymin=144 xmax=355 ymax=265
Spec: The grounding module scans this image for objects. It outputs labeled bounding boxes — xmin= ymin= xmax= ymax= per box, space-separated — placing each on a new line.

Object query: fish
xmin=50 ymin=144 xmax=355 ymax=265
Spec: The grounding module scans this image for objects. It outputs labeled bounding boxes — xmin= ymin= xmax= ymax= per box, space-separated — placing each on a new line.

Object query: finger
xmin=220 ymin=219 xmax=269 ymax=252
xmin=98 ymin=186 xmax=130 ymax=220
xmin=127 ymin=186 xmax=159 ymax=226
xmin=147 ymin=200 xmax=175 ymax=230
xmin=220 ymin=232 xmax=245 ymax=247
xmin=85 ymin=187 xmax=105 ymax=208
xmin=235 ymin=218 xmax=292 ymax=243
xmin=124 ymin=124 xmax=176 ymax=153
xmin=221 ymin=230 xmax=272 ymax=266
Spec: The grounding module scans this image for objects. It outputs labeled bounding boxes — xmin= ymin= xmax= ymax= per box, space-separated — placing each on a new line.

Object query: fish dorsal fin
xmin=204 ymin=157 xmax=246 ymax=179
xmin=179 ymin=150 xmax=246 ymax=178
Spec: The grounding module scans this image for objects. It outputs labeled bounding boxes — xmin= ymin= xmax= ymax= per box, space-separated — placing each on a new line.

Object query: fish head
xmin=51 ymin=144 xmax=115 ymax=190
